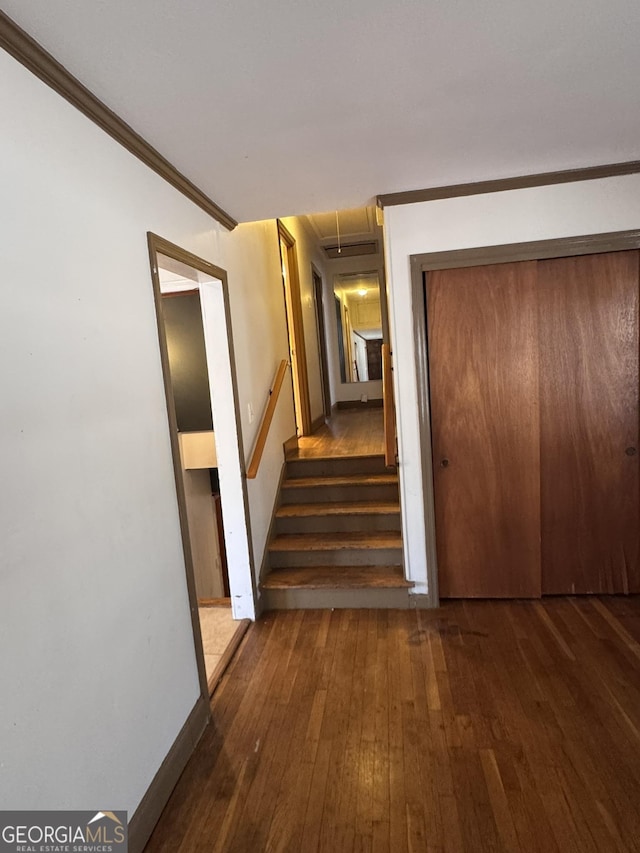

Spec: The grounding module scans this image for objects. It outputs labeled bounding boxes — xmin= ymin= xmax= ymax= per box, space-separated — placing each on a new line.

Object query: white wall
xmin=384 ymin=174 xmax=640 ymax=597
xmin=0 ymin=49 xmax=293 ymax=817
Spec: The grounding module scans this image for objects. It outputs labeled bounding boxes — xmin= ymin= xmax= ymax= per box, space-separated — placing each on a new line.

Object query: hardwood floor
xmin=145 ymin=598 xmax=640 ymax=852
xmin=293 ymin=408 xmax=384 ymax=458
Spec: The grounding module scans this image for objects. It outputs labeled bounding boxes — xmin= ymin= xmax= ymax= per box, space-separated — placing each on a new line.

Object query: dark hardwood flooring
xmin=145 ymin=598 xmax=640 ymax=852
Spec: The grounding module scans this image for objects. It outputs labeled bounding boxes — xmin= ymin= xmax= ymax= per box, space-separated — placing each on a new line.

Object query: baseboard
xmin=283 ymin=433 xmax=298 ymax=457
xmin=207 ymin=619 xmax=251 ymax=695
xmin=128 ymin=694 xmax=210 ymax=853
xmin=257 ymin=459 xmax=288 ymax=586
xmin=408 ymin=593 xmax=439 ymax=609
xmin=310 ymin=414 xmax=326 ymax=433
xmin=336 ymin=398 xmax=384 ymax=410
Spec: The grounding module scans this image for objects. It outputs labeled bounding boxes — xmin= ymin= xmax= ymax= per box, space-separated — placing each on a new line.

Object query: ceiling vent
xmin=323 ymin=240 xmax=378 ymax=259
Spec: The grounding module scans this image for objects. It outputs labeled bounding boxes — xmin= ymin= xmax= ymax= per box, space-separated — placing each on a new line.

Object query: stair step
xmin=276 ymin=501 xmax=399 ymax=518
xmin=268 ymin=531 xmax=403 ymax=568
xmin=284 ymin=474 xmax=398 ymax=488
xmin=286 ymin=454 xmax=391 ymax=479
xmin=264 ymin=452 xmax=405 ymax=609
xmin=275 ymin=502 xmax=400 ymax=534
xmin=262 ymin=565 xmax=412 ymax=590
xmin=269 ymin=531 xmax=402 ymax=551
xmin=261 ymin=586 xmax=413 ymax=610
xmin=280 ymin=473 xmax=399 ymax=504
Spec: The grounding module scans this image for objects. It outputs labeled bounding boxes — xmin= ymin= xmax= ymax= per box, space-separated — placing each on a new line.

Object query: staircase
xmin=261 ymin=454 xmax=412 ymax=609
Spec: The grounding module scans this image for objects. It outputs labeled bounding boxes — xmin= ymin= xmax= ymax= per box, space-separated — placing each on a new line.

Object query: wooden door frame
xmin=147 ymin=233 xmax=258 ymax=701
xmin=410 ymin=228 xmax=640 ymax=607
xmin=312 ymin=264 xmax=332 ymax=418
xmin=278 ymin=221 xmax=313 ymax=435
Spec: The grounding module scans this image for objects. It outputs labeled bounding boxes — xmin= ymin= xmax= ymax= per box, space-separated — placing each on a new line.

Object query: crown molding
xmin=377 ymin=160 xmax=640 ymax=208
xmin=0 ymin=11 xmax=237 ymax=231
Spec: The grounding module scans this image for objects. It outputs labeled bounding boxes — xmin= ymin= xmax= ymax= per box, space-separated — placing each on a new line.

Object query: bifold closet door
xmin=426 ymin=263 xmax=541 ymax=598
xmin=538 ymin=251 xmax=640 ymax=594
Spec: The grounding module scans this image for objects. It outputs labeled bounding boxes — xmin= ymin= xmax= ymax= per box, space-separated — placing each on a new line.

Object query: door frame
xmin=410 ymin=227 xmax=640 ymax=607
xmin=278 ymin=221 xmax=312 ymax=435
xmin=147 ymin=233 xmax=258 ymax=703
xmin=312 ymin=264 xmax=332 ymax=418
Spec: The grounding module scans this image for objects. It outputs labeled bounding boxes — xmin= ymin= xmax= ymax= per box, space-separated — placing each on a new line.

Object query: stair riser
xmin=262 ymin=587 xmax=412 ymax=610
xmin=280 ymin=484 xmax=399 ymax=504
xmin=286 ymin=456 xmax=390 ymax=479
xmin=269 ymin=547 xmax=403 ymax=568
xmin=275 ymin=514 xmax=402 ymax=535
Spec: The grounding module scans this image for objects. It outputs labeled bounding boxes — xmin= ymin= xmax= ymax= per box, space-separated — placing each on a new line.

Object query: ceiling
xmin=3 ymin=0 xmax=640 ymax=223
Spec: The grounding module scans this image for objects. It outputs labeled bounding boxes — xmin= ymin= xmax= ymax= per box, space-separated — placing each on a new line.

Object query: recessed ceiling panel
xmin=307 ymin=208 xmax=373 ymax=241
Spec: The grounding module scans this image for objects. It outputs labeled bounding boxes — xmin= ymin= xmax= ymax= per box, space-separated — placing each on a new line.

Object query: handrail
xmin=382 ymin=343 xmax=396 ymax=468
xmin=246 ymin=359 xmax=289 ymax=479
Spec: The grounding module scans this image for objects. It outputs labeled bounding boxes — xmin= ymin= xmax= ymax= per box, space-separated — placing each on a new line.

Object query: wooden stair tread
xmin=269 ymin=532 xmax=402 ymax=551
xmin=276 ymin=501 xmax=400 ymax=518
xmin=283 ymin=473 xmax=398 ymax=488
xmin=262 ymin=565 xmax=412 ymax=589
xmin=288 ymin=453 xmax=386 ymax=463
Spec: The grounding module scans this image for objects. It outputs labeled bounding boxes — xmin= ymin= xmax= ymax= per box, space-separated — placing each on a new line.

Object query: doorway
xmin=278 ymin=221 xmax=312 ymax=435
xmin=147 ymin=234 xmax=256 ymax=692
xmin=423 ymin=244 xmax=640 ymax=599
xmin=312 ymin=265 xmax=331 ymax=418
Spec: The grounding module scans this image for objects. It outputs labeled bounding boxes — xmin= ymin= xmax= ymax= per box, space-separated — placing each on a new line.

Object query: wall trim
xmin=0 ymin=11 xmax=237 ymax=231
xmin=257 ymin=459 xmax=288 ymax=588
xmin=148 ymin=231 xmax=258 ymax=645
xmin=412 ymin=228 xmax=640 ymax=273
xmin=336 ymin=398 xmax=383 ymax=410
xmin=409 ymin=261 xmax=440 ymax=607
xmin=310 ymin=414 xmax=326 ymax=433
xmin=377 ymin=160 xmax=640 ymax=208
xmin=407 ymin=594 xmax=436 ymax=609
xmin=412 ymin=228 xmax=640 ymax=609
xmin=283 ymin=433 xmax=299 ymax=457
xmin=128 ymin=694 xmax=209 ymax=853
xmin=207 ymin=619 xmax=251 ymax=696
xmin=278 ymin=220 xmax=313 ymax=435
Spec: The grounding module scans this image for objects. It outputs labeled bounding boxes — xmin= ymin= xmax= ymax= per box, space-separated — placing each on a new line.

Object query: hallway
xmin=145 ymin=598 xmax=640 ymax=852
xmin=292 ymin=408 xmax=385 ymax=459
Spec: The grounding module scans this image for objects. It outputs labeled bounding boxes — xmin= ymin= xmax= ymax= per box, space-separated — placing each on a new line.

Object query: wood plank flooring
xmin=293 ymin=408 xmax=384 ymax=458
xmin=144 ymin=598 xmax=640 ymax=852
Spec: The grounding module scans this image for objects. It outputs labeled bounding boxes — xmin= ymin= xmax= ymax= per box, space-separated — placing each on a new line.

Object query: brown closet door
xmin=538 ymin=251 xmax=640 ymax=594
xmin=427 ymin=263 xmax=541 ymax=598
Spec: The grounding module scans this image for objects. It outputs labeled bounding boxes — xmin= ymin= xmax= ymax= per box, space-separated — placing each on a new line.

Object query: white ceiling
xmin=3 ymin=0 xmax=640 ymax=223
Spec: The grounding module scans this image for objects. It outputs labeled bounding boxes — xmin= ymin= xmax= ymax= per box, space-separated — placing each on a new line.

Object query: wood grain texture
xmin=292 ymin=408 xmax=385 ymax=458
xmin=261 ymin=565 xmax=411 ymax=589
xmin=427 ymin=263 xmax=541 ymax=597
xmin=144 ymin=600 xmax=640 ymax=852
xmin=246 ymin=359 xmax=288 ymax=479
xmin=538 ymin=251 xmax=640 ymax=594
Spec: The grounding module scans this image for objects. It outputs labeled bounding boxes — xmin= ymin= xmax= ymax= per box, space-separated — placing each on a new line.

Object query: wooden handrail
xmin=246 ymin=359 xmax=289 ymax=479
xmin=382 ymin=343 xmax=396 ymax=468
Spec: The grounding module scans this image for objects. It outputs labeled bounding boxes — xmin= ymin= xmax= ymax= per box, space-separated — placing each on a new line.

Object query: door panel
xmin=538 ymin=251 xmax=640 ymax=594
xmin=427 ymin=262 xmax=541 ymax=598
